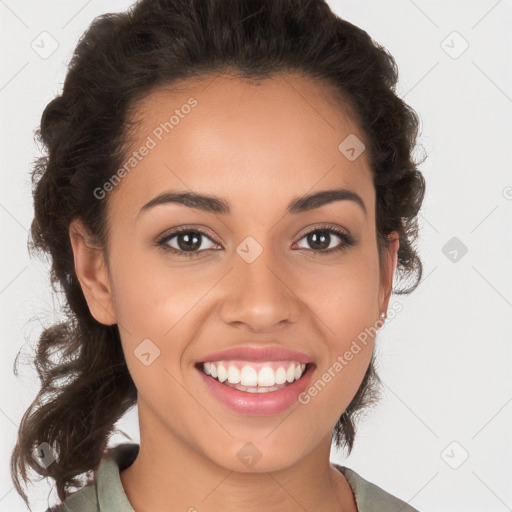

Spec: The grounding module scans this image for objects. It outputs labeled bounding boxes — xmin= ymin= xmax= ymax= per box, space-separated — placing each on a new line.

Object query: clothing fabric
xmin=47 ymin=443 xmax=420 ymax=512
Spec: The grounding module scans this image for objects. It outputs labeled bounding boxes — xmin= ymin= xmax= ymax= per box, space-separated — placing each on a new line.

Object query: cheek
xmin=301 ymin=349 xmax=374 ymax=436
xmin=107 ymin=249 xmax=216 ymax=392
xmin=297 ymin=251 xmax=381 ymax=332
xmin=106 ymin=247 xmax=182 ymax=373
xmin=294 ymin=252 xmax=379 ymax=414
xmin=109 ymin=241 xmax=203 ymax=339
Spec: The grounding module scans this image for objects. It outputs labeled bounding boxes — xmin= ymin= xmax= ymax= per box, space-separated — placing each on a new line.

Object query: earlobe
xmin=68 ymin=218 xmax=117 ymax=326
xmin=378 ymin=232 xmax=400 ymax=315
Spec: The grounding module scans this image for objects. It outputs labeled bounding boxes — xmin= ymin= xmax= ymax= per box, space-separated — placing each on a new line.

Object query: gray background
xmin=1 ymin=1 xmax=511 ymax=510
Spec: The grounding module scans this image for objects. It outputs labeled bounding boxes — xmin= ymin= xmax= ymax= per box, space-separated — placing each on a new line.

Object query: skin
xmin=69 ymin=72 xmax=399 ymax=512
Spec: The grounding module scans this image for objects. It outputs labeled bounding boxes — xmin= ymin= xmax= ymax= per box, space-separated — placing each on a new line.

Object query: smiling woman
xmin=11 ymin=1 xmax=426 ymax=511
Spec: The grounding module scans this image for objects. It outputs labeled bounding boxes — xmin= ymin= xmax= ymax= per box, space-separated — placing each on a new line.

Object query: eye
xmin=294 ymin=225 xmax=356 ymax=255
xmin=156 ymin=227 xmax=221 ymax=258
xmin=156 ymin=224 xmax=356 ymax=259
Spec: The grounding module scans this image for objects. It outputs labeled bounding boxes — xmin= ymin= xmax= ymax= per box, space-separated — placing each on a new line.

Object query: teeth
xmin=227 ymin=365 xmax=241 ymax=384
xmin=257 ymin=366 xmax=275 ymax=387
xmin=240 ymin=366 xmax=258 ymax=386
xmin=275 ymin=366 xmax=287 ymax=385
xmin=217 ymin=364 xmax=228 ymax=383
xmin=201 ymin=361 xmax=307 ymax=388
xmin=286 ymin=365 xmax=295 ymax=383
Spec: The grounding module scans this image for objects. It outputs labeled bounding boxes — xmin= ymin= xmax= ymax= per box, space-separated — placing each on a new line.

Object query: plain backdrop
xmin=1 ymin=1 xmax=511 ymax=511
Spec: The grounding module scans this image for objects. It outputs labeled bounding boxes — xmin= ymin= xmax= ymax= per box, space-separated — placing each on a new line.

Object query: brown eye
xmin=295 ymin=226 xmax=356 ymax=254
xmin=304 ymin=230 xmax=332 ymax=250
xmin=173 ymin=231 xmax=203 ymax=252
xmin=157 ymin=228 xmax=220 ymax=257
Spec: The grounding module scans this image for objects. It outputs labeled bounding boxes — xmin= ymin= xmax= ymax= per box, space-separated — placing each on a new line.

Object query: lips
xmin=195 ymin=345 xmax=315 ymax=415
xmin=198 ymin=345 xmax=314 ymax=365
xmin=196 ymin=363 xmax=314 ymax=415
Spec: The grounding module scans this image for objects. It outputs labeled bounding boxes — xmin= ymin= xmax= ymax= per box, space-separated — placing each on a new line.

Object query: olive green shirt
xmin=47 ymin=443 xmax=420 ymax=512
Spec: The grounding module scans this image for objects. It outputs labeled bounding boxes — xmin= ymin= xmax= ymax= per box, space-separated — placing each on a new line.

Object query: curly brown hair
xmin=11 ymin=0 xmax=425 ymax=506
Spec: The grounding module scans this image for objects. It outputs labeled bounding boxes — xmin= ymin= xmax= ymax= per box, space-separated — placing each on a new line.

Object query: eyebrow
xmin=139 ymin=187 xmax=367 ymax=218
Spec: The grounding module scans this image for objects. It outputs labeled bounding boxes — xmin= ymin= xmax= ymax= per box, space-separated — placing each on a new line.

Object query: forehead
xmin=109 ymin=72 xmax=374 ymax=219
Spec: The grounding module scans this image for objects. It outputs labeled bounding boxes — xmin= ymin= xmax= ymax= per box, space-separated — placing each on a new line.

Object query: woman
xmin=11 ymin=0 xmax=426 ymax=510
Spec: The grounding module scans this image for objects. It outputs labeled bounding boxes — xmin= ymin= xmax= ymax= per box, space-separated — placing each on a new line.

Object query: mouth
xmin=195 ymin=360 xmax=313 ymax=393
xmin=194 ymin=359 xmax=315 ymax=415
xmin=193 ymin=345 xmax=316 ymax=415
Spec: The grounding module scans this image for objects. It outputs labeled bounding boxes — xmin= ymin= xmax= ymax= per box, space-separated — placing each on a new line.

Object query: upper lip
xmin=198 ymin=345 xmax=314 ymax=365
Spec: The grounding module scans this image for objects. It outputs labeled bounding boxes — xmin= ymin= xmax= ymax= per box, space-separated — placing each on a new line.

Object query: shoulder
xmin=46 ymin=443 xmax=139 ymax=512
xmin=334 ymin=464 xmax=421 ymax=512
xmin=46 ymin=482 xmax=98 ymax=512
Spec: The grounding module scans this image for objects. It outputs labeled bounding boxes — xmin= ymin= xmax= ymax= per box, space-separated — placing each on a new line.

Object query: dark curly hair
xmin=11 ymin=0 xmax=426 ymax=506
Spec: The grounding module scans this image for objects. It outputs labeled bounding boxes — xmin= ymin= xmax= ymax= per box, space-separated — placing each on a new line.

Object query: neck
xmin=120 ymin=406 xmax=357 ymax=512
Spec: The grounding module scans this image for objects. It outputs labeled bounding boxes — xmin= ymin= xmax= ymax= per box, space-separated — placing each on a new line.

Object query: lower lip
xmin=196 ymin=364 xmax=315 ymax=416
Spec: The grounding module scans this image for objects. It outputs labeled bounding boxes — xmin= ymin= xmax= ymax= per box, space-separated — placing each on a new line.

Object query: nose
xmin=219 ymin=242 xmax=302 ymax=333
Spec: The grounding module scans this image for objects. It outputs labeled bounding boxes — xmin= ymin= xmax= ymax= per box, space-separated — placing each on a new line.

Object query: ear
xmin=69 ymin=218 xmax=117 ymax=326
xmin=378 ymin=231 xmax=400 ymax=314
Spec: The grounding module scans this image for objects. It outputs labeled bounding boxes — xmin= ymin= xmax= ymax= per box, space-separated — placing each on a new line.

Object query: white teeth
xmin=202 ymin=361 xmax=307 ymax=388
xmin=257 ymin=366 xmax=275 ymax=387
xmin=217 ymin=364 xmax=228 ymax=383
xmin=286 ymin=364 xmax=295 ymax=383
xmin=275 ymin=366 xmax=287 ymax=385
xmin=227 ymin=365 xmax=241 ymax=384
xmin=240 ymin=365 xmax=258 ymax=386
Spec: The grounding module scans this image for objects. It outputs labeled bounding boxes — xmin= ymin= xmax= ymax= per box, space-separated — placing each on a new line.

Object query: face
xmin=71 ymin=72 xmax=398 ymax=473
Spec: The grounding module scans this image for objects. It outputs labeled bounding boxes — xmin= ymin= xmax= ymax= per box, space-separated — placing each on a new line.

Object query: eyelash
xmin=155 ymin=224 xmax=356 ymax=259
